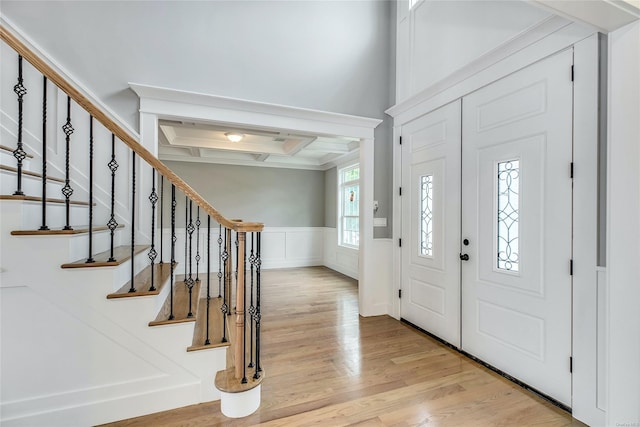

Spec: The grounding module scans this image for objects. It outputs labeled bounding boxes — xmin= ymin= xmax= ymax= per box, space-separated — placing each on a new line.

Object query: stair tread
xmin=0 ymin=164 xmax=65 ymax=182
xmin=61 ymin=244 xmax=149 ymax=268
xmin=107 ymin=262 xmax=175 ymax=298
xmin=187 ymin=295 xmax=231 ymax=351
xmin=12 ymin=224 xmax=123 ymax=236
xmin=214 ymin=366 xmax=264 ymax=394
xmin=0 ymin=144 xmax=34 ymax=158
xmin=149 ymin=277 xmax=201 ymax=326
xmin=0 ymin=194 xmax=92 ymax=206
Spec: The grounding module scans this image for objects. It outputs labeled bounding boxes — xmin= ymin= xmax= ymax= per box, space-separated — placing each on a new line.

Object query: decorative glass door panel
xmin=400 ymin=100 xmax=461 ymax=347
xmin=461 ymin=49 xmax=573 ymax=406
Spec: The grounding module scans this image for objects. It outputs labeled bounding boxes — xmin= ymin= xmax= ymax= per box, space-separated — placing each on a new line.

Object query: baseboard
xmin=1 ymin=379 xmax=200 ymax=427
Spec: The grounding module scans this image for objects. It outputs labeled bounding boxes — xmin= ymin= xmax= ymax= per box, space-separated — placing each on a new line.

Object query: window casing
xmin=339 ymin=164 xmax=360 ymax=248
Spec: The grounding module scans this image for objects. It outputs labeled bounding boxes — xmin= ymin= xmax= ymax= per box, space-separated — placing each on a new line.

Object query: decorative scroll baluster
xmin=39 ymin=76 xmax=49 ymax=230
xmin=128 ymin=152 xmax=136 ymax=293
xmin=236 ymin=231 xmax=248 ymax=384
xmin=159 ymin=175 xmax=164 ymax=264
xmin=12 ymin=55 xmax=27 ymax=196
xmin=186 ymin=200 xmax=195 ymax=317
xmin=148 ymin=169 xmax=158 ymax=291
xmin=205 ymin=215 xmax=211 ymax=346
xmin=221 ymin=227 xmax=229 ymax=343
xmin=107 ymin=134 xmax=118 ymax=262
xmin=169 ymin=184 xmax=176 ymax=320
xmin=218 ymin=224 xmax=223 ymax=298
xmin=184 ymin=195 xmax=188 ymax=291
xmin=248 ymin=233 xmax=255 ymax=368
xmin=86 ymin=116 xmax=95 ymax=263
xmin=61 ymin=96 xmax=74 ymax=230
xmin=195 ymin=206 xmax=201 ymax=282
xmin=253 ymin=231 xmax=262 ymax=379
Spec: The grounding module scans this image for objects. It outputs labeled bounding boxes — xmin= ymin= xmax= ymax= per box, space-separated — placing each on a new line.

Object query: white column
xmin=606 ymin=20 xmax=640 ymax=427
xmin=359 ymin=137 xmax=379 ymax=316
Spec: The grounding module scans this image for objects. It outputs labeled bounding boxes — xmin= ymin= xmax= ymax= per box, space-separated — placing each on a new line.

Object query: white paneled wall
xmin=160 ymin=227 xmax=353 ymax=275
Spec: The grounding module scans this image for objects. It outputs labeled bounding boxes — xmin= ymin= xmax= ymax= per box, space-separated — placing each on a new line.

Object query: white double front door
xmin=400 ymin=49 xmax=573 ymax=406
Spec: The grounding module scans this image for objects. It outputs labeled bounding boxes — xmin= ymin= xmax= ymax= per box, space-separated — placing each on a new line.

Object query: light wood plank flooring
xmin=101 ymin=266 xmax=584 ymax=427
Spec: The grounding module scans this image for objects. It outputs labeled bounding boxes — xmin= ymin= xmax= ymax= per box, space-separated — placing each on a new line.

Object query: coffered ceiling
xmin=158 ymin=120 xmax=360 ymax=170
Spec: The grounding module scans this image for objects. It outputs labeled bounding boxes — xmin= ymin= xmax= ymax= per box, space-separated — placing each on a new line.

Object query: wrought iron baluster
xmin=148 ymin=168 xmax=158 ymax=291
xmin=39 ymin=76 xmax=49 ymax=230
xmin=169 ymin=184 xmax=176 ymax=320
xmin=218 ymin=224 xmax=223 ymax=298
xmin=253 ymin=231 xmax=262 ymax=379
xmin=186 ymin=199 xmax=195 ymax=317
xmin=86 ymin=116 xmax=95 ymax=263
xmin=248 ymin=232 xmax=255 ymax=368
xmin=160 ymin=175 xmax=164 ymax=264
xmin=221 ymin=227 xmax=229 ymax=343
xmin=128 ymin=151 xmax=136 ymax=293
xmin=13 ymin=55 xmax=27 ymax=196
xmin=205 ymin=215 xmax=211 ymax=346
xmin=61 ymin=96 xmax=74 ymax=230
xmin=195 ymin=206 xmax=201 ymax=282
xmin=107 ymin=134 xmax=118 ymax=262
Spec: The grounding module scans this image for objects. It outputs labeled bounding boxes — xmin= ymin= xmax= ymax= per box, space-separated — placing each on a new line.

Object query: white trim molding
xmin=129 ymin=83 xmax=381 ymax=141
xmin=130 ymin=85 xmax=383 ymax=316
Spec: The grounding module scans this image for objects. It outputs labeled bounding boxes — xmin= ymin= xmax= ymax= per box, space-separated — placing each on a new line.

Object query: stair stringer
xmin=1 ymin=210 xmax=227 ymax=426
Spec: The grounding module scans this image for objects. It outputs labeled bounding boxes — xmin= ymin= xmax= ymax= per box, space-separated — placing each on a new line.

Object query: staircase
xmin=0 ymin=25 xmax=263 ymax=426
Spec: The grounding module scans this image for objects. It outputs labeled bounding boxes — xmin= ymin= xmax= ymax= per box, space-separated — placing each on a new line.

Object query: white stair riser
xmin=0 ymin=232 xmax=143 ymax=287
xmin=20 ymin=200 xmax=89 ymax=230
xmin=1 ymin=169 xmax=64 ymax=197
xmin=0 ymin=151 xmax=32 ymax=169
xmin=67 ymin=227 xmax=126 ymax=263
xmin=112 ymin=248 xmax=154 ymax=293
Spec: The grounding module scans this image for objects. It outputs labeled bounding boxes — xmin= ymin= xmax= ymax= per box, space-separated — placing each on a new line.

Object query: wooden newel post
xmin=235 ymin=231 xmax=246 ymax=380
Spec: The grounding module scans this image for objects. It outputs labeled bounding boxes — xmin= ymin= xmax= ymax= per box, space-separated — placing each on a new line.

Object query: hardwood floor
xmin=101 ymin=266 xmax=584 ymax=427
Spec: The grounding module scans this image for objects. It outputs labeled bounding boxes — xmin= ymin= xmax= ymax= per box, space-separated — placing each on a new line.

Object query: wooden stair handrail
xmin=0 ymin=25 xmax=262 ymax=233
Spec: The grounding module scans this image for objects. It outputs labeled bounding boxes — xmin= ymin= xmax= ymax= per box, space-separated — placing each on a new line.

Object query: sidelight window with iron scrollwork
xmin=420 ymin=175 xmax=433 ymax=257
xmin=497 ymin=160 xmax=520 ymax=271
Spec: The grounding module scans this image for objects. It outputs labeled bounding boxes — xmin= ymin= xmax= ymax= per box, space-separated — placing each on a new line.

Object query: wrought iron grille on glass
xmin=497 ymin=160 xmax=520 ymax=272
xmin=420 ymin=175 xmax=434 ymax=257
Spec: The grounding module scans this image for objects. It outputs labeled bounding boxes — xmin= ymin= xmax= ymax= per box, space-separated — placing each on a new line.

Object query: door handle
xmin=460 ymin=253 xmax=469 ymax=261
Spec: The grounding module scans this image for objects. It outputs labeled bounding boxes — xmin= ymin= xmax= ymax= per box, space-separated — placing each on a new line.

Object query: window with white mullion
xmin=339 ymin=164 xmax=360 ymax=248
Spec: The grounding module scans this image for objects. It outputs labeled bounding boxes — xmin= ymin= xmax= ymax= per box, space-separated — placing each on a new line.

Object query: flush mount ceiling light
xmin=225 ymin=132 xmax=244 ymax=143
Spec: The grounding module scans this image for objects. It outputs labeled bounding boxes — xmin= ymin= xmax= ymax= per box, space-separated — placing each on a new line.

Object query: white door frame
xmin=129 ymin=84 xmax=382 ymax=317
xmin=389 ymin=29 xmax=601 ymax=426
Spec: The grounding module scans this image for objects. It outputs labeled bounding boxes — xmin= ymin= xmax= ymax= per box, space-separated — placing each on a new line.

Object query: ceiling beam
xmin=283 ymin=137 xmax=317 ymax=156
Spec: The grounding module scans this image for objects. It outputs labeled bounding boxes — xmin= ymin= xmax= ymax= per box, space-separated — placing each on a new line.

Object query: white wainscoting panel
xmin=597 ymin=266 xmax=607 ymax=411
xmin=160 ymin=227 xmax=325 ymax=273
xmin=323 ymin=227 xmax=358 ymax=280
xmin=261 ymin=227 xmax=324 ymax=269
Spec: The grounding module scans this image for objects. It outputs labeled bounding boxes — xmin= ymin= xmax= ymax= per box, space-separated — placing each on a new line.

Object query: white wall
xmin=0 ymin=1 xmax=396 ymax=236
xmin=1 ymin=1 xmax=392 ymax=129
xmin=606 ymin=19 xmax=640 ymax=427
xmin=395 ymin=0 xmax=552 ymax=103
